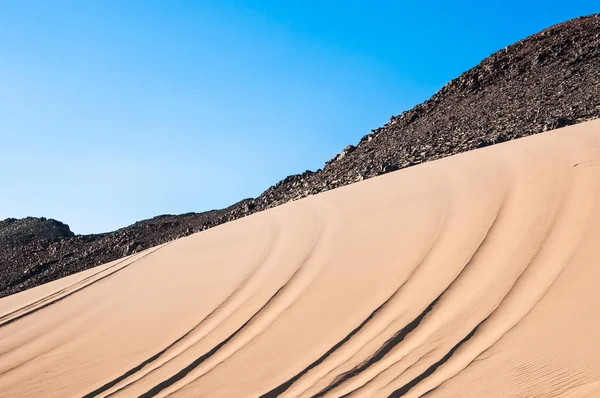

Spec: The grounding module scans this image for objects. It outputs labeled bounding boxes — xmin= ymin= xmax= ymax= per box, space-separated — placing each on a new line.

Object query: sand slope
xmin=2 ymin=119 xmax=600 ymax=397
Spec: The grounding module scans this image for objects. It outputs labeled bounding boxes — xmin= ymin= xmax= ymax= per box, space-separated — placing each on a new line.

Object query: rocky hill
xmin=1 ymin=14 xmax=599 ymax=298
xmin=0 ymin=217 xmax=74 ymax=245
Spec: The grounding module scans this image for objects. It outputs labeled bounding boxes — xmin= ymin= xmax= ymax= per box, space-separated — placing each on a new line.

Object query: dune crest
xmin=2 ymin=119 xmax=600 ymax=397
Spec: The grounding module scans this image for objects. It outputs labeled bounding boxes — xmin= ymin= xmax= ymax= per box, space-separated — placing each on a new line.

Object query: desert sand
xmin=2 ymin=119 xmax=600 ymax=397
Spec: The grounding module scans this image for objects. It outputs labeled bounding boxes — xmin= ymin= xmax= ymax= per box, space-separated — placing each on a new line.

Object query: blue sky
xmin=1 ymin=1 xmax=597 ymax=234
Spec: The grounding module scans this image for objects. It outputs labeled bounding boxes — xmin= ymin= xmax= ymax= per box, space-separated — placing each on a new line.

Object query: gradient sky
xmin=1 ymin=1 xmax=597 ymax=234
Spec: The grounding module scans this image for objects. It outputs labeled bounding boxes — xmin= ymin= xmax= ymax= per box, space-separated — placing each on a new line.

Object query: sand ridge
xmin=1 ymin=119 xmax=600 ymax=397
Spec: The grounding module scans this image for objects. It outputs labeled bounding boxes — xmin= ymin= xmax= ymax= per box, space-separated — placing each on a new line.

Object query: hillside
xmin=1 ymin=14 xmax=599 ymax=298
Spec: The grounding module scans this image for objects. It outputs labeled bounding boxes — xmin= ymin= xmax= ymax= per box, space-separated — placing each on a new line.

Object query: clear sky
xmin=1 ymin=1 xmax=597 ymax=234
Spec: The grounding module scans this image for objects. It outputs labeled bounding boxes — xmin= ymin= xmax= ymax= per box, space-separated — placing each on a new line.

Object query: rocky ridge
xmin=1 ymin=14 xmax=599 ymax=297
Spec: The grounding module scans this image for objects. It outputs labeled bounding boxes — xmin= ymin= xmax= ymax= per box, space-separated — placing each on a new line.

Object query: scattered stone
xmin=335 ymin=145 xmax=357 ymax=161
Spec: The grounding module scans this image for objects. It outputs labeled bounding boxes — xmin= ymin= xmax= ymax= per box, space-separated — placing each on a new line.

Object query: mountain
xmin=1 ymin=14 xmax=599 ymax=298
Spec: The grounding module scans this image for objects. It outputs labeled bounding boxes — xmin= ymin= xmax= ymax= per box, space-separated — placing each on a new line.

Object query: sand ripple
xmin=1 ymin=120 xmax=600 ymax=397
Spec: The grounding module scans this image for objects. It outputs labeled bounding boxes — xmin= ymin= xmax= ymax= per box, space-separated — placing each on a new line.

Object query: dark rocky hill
xmin=0 ymin=217 xmax=74 ymax=245
xmin=2 ymin=14 xmax=599 ymax=298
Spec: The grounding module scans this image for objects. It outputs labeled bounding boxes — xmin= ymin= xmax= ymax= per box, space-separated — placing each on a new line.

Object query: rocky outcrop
xmin=0 ymin=217 xmax=74 ymax=245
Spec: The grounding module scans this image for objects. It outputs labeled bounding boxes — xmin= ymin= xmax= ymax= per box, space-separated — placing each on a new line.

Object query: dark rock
xmin=381 ymin=164 xmax=400 ymax=174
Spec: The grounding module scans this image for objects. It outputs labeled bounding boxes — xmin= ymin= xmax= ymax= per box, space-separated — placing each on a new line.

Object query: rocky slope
xmin=1 ymin=14 xmax=599 ymax=298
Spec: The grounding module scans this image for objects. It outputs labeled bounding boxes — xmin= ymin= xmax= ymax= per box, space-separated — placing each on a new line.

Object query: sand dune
xmin=2 ymin=119 xmax=600 ymax=397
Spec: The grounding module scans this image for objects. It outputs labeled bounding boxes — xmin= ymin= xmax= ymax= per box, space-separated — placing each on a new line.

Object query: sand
xmin=1 ymin=119 xmax=600 ymax=397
